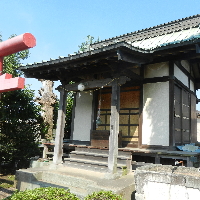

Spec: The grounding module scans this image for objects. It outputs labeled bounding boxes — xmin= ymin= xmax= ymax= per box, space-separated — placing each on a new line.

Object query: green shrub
xmin=4 ymin=187 xmax=79 ymax=200
xmin=84 ymin=190 xmax=123 ymax=200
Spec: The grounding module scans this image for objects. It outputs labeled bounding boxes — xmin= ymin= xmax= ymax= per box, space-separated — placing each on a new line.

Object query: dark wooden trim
xmin=138 ymin=65 xmax=144 ymax=148
xmin=169 ymin=61 xmax=175 ymax=149
xmin=100 ymin=108 xmax=139 ymax=111
xmin=122 ymin=136 xmax=139 ymax=138
xmin=91 ymin=90 xmax=98 ymax=135
xmin=189 ymin=91 xmax=192 ymax=143
xmin=169 ymin=60 xmax=174 ymax=76
xmin=140 ymin=145 xmax=170 ymax=150
xmin=119 ymin=113 xmax=139 ymax=115
xmin=143 ymin=76 xmax=171 ymax=84
xmin=144 ymin=75 xmax=196 ymax=96
xmin=70 ymin=92 xmax=77 ymax=140
xmin=98 ymin=123 xmax=139 ymax=126
xmin=180 ymin=88 xmax=183 ymax=144
xmin=191 ymin=94 xmax=197 ymax=143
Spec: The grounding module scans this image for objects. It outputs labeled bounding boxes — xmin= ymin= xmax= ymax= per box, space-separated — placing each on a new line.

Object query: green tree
xmin=0 ymin=34 xmax=45 ymax=170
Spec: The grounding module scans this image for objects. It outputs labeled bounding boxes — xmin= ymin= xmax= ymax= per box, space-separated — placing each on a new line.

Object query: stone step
xmin=16 ymin=166 xmax=135 ymax=200
xmin=70 ymin=151 xmax=131 ymax=165
xmin=75 ymin=147 xmax=132 ymax=158
xmin=64 ymin=158 xmax=129 ymax=174
xmin=30 ymin=171 xmax=96 ymax=199
xmin=65 ymin=147 xmax=132 ymax=174
xmin=71 ymin=150 xmax=131 ymax=159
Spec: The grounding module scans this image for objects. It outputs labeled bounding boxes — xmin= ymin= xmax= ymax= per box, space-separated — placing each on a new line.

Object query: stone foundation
xmin=134 ymin=165 xmax=200 ymax=200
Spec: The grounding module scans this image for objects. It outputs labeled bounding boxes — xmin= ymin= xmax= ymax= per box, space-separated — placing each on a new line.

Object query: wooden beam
xmin=62 ymin=76 xmax=130 ymax=91
xmin=108 ymin=79 xmax=120 ymax=174
xmin=169 ymin=61 xmax=175 ymax=149
xmin=122 ymin=69 xmax=143 ymax=81
xmin=138 ymin=65 xmax=144 ymax=148
xmin=53 ymin=87 xmax=67 ymax=165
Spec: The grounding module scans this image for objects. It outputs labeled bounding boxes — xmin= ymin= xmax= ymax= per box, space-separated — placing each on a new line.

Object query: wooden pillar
xmin=108 ymin=79 xmax=120 ymax=174
xmin=53 ymin=87 xmax=67 ymax=165
xmin=169 ymin=61 xmax=175 ymax=149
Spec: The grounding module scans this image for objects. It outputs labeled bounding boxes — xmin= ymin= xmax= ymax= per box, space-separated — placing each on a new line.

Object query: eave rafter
xmin=151 ymin=44 xmax=200 ymax=64
xmin=117 ymin=49 xmax=152 ymax=64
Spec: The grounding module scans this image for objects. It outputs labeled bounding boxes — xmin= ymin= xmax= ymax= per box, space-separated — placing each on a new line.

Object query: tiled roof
xmin=20 ymin=14 xmax=200 ymax=69
xmin=131 ymin=26 xmax=200 ymax=50
xmin=91 ymin=14 xmax=200 ymax=49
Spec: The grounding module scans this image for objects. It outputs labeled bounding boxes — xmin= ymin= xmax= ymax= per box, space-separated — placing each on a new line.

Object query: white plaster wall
xmin=174 ymin=63 xmax=188 ymax=87
xmin=142 ymin=82 xmax=169 ymax=146
xmin=72 ymin=92 xmax=93 ymax=141
xmin=190 ymin=80 xmax=195 ymax=92
xmin=144 ymin=62 xmax=169 ymax=78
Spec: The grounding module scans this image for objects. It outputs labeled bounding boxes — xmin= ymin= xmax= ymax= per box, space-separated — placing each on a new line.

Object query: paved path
xmin=0 ymin=187 xmax=16 ymax=200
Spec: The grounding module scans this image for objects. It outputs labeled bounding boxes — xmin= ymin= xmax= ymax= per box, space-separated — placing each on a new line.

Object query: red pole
xmin=0 ymin=33 xmax=36 ymax=57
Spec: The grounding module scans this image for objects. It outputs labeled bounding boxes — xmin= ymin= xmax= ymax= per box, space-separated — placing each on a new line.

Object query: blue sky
xmin=1 ymin=0 xmax=200 ymax=108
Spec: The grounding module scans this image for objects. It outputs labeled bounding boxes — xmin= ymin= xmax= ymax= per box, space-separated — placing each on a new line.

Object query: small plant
xmin=4 ymin=187 xmax=79 ymax=200
xmin=84 ymin=190 xmax=123 ymax=200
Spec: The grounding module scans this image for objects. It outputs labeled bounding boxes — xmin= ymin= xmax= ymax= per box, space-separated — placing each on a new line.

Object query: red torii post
xmin=0 ymin=33 xmax=36 ymax=92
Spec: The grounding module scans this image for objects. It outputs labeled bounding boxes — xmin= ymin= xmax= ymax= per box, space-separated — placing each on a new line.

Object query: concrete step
xmin=16 ymin=166 xmax=135 ymax=200
xmin=75 ymin=147 xmax=132 ymax=158
xmin=70 ymin=151 xmax=131 ymax=165
xmin=65 ymin=147 xmax=132 ymax=174
xmin=27 ymin=170 xmax=96 ymax=199
xmin=64 ymin=158 xmax=128 ymax=173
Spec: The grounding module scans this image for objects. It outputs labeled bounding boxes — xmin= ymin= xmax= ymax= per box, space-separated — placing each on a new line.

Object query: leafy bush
xmin=4 ymin=187 xmax=79 ymax=200
xmin=0 ymin=87 xmax=45 ymax=169
xmin=84 ymin=190 xmax=123 ymax=200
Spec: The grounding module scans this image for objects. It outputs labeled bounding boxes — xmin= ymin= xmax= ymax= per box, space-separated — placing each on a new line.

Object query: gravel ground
xmin=0 ymin=187 xmax=16 ymax=200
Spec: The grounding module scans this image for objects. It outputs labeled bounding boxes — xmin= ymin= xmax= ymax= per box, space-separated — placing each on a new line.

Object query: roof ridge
xmin=91 ymin=14 xmax=200 ymax=47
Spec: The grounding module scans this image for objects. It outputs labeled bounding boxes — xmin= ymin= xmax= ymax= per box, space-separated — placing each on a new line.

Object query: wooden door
xmin=174 ymin=85 xmax=191 ymax=145
xmin=96 ymin=86 xmax=140 ymax=147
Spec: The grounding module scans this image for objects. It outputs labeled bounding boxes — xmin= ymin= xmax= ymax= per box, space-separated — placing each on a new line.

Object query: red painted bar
xmin=0 ymin=33 xmax=36 ymax=91
xmin=0 ymin=73 xmax=25 ymax=92
xmin=0 ymin=33 xmax=36 ymax=57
